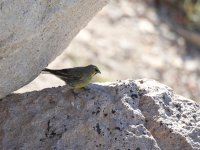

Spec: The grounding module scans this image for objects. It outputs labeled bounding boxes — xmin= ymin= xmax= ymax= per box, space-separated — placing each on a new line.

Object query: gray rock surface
xmin=0 ymin=79 xmax=199 ymax=150
xmin=0 ymin=0 xmax=108 ymax=99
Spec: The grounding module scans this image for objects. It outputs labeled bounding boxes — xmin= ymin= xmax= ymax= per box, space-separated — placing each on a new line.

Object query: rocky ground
xmin=2 ymin=79 xmax=200 ymax=150
xmin=16 ymin=0 xmax=200 ymax=103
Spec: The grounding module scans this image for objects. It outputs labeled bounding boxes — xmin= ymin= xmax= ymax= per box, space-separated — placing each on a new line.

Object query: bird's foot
xmin=81 ymin=86 xmax=90 ymax=91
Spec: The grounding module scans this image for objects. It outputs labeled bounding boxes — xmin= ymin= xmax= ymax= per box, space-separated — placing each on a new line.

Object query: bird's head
xmin=87 ymin=65 xmax=101 ymax=76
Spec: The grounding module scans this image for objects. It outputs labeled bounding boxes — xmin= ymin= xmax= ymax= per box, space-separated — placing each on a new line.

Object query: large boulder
xmin=0 ymin=0 xmax=108 ymax=99
xmin=0 ymin=79 xmax=199 ymax=150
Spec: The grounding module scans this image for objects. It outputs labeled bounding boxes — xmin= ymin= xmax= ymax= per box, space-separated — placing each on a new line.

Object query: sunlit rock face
xmin=0 ymin=79 xmax=199 ymax=150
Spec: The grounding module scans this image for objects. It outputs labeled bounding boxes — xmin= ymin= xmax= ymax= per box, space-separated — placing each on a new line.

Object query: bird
xmin=42 ymin=64 xmax=101 ymax=89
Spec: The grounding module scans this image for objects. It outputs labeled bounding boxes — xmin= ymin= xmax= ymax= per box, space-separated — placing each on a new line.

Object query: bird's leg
xmin=81 ymin=86 xmax=90 ymax=91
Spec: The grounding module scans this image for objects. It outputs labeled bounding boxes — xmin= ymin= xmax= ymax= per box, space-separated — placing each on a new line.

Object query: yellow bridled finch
xmin=42 ymin=64 xmax=101 ymax=88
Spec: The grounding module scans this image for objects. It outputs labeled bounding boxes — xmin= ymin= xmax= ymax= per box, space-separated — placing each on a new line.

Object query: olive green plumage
xmin=42 ymin=65 xmax=101 ymax=89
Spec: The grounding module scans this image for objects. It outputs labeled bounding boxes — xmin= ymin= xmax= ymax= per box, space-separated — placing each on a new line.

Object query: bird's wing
xmin=49 ymin=69 xmax=84 ymax=81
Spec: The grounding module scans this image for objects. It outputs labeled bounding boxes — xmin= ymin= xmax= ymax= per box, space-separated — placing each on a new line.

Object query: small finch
xmin=42 ymin=64 xmax=101 ymax=89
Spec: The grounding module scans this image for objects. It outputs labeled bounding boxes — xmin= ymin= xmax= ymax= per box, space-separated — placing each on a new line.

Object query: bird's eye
xmin=94 ymin=68 xmax=100 ymax=74
xmin=95 ymin=68 xmax=99 ymax=72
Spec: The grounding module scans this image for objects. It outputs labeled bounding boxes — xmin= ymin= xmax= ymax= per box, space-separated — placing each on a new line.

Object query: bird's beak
xmin=97 ymin=69 xmax=101 ymax=74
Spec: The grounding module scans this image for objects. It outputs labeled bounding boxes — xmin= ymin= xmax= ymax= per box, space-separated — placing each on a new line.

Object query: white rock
xmin=0 ymin=79 xmax=199 ymax=150
xmin=0 ymin=0 xmax=108 ymax=99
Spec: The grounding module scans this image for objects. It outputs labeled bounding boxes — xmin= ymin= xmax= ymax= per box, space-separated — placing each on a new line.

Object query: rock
xmin=0 ymin=0 xmax=108 ymax=99
xmin=0 ymin=79 xmax=199 ymax=150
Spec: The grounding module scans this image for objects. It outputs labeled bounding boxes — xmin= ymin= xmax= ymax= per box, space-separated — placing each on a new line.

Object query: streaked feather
xmin=42 ymin=65 xmax=100 ymax=88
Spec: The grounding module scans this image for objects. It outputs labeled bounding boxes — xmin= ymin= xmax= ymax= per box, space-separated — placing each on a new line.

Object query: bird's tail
xmin=42 ymin=68 xmax=52 ymax=74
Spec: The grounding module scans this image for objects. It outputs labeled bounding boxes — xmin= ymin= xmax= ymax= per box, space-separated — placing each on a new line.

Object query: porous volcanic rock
xmin=0 ymin=79 xmax=199 ymax=150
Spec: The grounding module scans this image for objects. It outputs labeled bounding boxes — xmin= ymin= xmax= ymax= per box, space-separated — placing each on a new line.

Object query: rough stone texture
xmin=0 ymin=0 xmax=108 ymax=99
xmin=0 ymin=79 xmax=199 ymax=150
